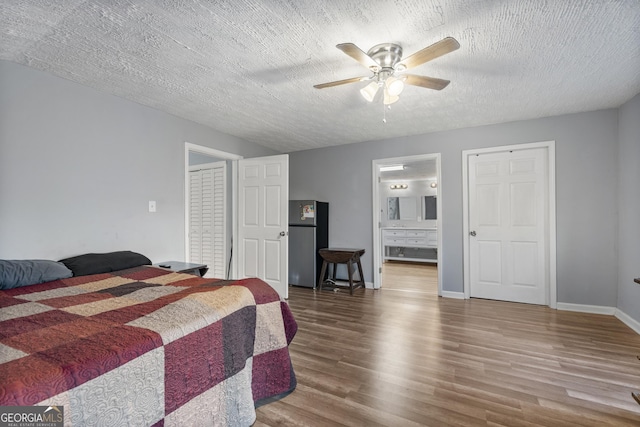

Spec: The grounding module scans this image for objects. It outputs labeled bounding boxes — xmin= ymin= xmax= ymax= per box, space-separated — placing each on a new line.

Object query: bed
xmin=0 ymin=260 xmax=297 ymax=426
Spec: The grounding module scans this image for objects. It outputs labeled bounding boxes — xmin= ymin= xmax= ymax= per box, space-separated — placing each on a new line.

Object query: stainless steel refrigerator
xmin=288 ymin=200 xmax=329 ymax=288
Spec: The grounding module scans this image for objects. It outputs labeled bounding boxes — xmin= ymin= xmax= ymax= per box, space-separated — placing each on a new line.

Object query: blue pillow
xmin=0 ymin=259 xmax=73 ymax=290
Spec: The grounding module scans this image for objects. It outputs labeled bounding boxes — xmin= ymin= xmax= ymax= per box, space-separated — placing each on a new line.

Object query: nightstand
xmin=154 ymin=261 xmax=208 ymax=277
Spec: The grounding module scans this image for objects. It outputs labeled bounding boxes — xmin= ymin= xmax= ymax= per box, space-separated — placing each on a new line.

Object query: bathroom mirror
xmin=387 ymin=197 xmax=418 ymax=220
xmin=423 ymin=195 xmax=437 ymax=220
xmin=388 ymin=196 xmax=437 ymax=220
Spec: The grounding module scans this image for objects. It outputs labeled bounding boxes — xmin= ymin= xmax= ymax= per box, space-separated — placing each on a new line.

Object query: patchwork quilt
xmin=0 ymin=266 xmax=297 ymax=426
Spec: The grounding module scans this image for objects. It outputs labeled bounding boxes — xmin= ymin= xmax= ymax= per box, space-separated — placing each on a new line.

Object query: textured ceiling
xmin=1 ymin=1 xmax=639 ymax=153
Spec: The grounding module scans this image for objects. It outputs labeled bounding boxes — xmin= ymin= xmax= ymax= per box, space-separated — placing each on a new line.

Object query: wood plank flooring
xmin=381 ymin=261 xmax=437 ymax=294
xmin=255 ymin=282 xmax=640 ymax=426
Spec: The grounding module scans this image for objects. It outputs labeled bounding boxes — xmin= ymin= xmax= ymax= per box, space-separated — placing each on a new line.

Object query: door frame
xmin=462 ymin=140 xmax=557 ymax=307
xmin=184 ymin=142 xmax=242 ymax=278
xmin=372 ymin=153 xmax=443 ymax=294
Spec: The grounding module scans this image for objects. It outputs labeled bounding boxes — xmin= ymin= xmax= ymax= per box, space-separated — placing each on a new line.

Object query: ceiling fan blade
xmin=398 ymin=37 xmax=460 ymax=70
xmin=313 ymin=76 xmax=368 ymax=89
xmin=336 ymin=43 xmax=380 ymax=70
xmin=403 ymin=74 xmax=451 ymax=90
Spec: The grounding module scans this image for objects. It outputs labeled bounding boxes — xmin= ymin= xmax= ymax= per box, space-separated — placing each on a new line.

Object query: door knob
xmin=470 ymin=230 xmax=477 ymax=236
xmin=279 ymin=231 xmax=287 ymax=237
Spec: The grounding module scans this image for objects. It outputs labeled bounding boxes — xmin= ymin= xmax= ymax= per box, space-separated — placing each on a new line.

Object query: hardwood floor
xmin=255 ymin=286 xmax=640 ymax=426
xmin=381 ymin=261 xmax=437 ymax=294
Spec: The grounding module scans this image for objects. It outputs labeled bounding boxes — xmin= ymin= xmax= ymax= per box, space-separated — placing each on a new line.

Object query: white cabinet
xmin=382 ymin=228 xmax=437 ymax=263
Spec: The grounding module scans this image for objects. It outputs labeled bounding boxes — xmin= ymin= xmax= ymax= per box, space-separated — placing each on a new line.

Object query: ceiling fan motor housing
xmin=366 ymin=43 xmax=403 ymax=70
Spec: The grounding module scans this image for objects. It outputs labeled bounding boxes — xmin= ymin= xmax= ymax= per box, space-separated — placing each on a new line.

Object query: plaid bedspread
xmin=0 ymin=266 xmax=297 ymax=426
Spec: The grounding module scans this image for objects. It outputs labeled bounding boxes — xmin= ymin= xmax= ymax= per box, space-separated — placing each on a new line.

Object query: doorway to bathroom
xmin=372 ymin=153 xmax=442 ymax=294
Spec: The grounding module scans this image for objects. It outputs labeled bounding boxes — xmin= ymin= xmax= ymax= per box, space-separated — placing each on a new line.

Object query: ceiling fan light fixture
xmin=360 ymin=81 xmax=379 ymax=102
xmin=383 ymin=88 xmax=399 ymax=105
xmin=386 ymin=76 xmax=404 ymax=96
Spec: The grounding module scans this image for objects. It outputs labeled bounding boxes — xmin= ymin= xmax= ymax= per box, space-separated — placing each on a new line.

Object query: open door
xmin=237 ymin=154 xmax=289 ymax=298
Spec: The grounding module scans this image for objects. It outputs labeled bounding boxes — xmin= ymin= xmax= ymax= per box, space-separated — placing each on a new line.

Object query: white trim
xmin=185 ymin=142 xmax=243 ymax=160
xmin=615 ymin=309 xmax=640 ymax=335
xmin=371 ymin=161 xmax=380 ymax=289
xmin=556 ymin=302 xmax=616 ymax=315
xmin=556 ymin=305 xmax=640 ymax=336
xmin=441 ymin=291 xmax=465 ymax=299
xmin=189 ymin=162 xmax=224 ymax=172
xmin=436 ymin=154 xmax=443 ymax=297
xmin=548 ymin=143 xmax=557 ymax=309
xmin=555 ymin=305 xmax=640 ymax=336
xmin=462 ymin=141 xmax=557 ymax=308
xmin=184 ymin=142 xmax=243 ymax=279
xmin=372 ymin=153 xmax=443 ymax=295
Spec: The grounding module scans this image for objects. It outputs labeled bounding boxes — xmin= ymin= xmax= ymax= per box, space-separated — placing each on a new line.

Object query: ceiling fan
xmin=314 ymin=37 xmax=460 ymax=105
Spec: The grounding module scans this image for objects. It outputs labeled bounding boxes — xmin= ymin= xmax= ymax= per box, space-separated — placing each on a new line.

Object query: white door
xmin=237 ymin=154 xmax=289 ymax=298
xmin=188 ymin=161 xmax=227 ymax=278
xmin=468 ymin=148 xmax=547 ymax=304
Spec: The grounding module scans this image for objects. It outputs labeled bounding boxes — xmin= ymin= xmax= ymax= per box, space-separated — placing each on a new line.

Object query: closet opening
xmin=184 ymin=143 xmax=241 ymax=279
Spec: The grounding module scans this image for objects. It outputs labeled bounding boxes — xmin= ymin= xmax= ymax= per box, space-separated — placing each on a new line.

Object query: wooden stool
xmin=318 ymin=248 xmax=365 ymax=295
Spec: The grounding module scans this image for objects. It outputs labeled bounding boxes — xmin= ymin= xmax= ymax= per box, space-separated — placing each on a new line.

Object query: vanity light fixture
xmin=390 ymin=184 xmax=409 ymax=190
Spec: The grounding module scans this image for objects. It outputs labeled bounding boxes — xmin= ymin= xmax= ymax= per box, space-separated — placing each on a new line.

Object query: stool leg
xmin=356 ymin=259 xmax=365 ymax=289
xmin=318 ymin=261 xmax=328 ymax=291
xmin=347 ymin=260 xmax=354 ymax=295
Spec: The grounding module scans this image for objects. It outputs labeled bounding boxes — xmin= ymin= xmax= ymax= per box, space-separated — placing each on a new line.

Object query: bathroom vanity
xmin=382 ymin=227 xmax=438 ymax=263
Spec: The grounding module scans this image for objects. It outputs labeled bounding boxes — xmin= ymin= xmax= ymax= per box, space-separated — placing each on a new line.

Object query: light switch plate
xmin=149 ymin=201 xmax=156 ymax=212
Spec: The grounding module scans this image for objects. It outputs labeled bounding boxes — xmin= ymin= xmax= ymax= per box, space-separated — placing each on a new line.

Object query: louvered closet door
xmin=210 ymin=165 xmax=226 ymax=278
xmin=189 ymin=172 xmax=203 ymax=264
xmin=189 ymin=161 xmax=227 ymax=277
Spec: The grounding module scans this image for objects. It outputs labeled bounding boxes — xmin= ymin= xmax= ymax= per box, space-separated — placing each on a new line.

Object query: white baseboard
xmin=441 ymin=291 xmax=465 ymax=299
xmin=615 ymin=309 xmax=640 ymax=335
xmin=370 ymin=289 xmax=640 ymax=335
xmin=556 ymin=303 xmax=640 ymax=336
xmin=556 ymin=302 xmax=616 ymax=315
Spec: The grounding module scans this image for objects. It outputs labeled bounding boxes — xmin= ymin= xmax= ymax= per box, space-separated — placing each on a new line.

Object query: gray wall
xmin=617 ymin=93 xmax=640 ymax=319
xmin=290 ymin=109 xmax=620 ymax=308
xmin=2 ymin=58 xmax=636 ymax=320
xmin=0 ymin=60 xmax=276 ymax=262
